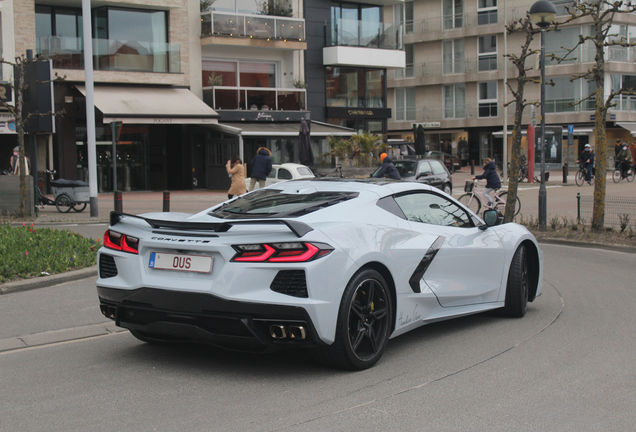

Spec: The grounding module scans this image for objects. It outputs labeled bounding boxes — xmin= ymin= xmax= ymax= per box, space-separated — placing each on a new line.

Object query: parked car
xmin=96 ymin=178 xmax=543 ymax=370
xmin=246 ymin=163 xmax=314 ymax=190
xmin=372 ymin=158 xmax=453 ymax=195
xmin=425 ymin=151 xmax=462 ymax=171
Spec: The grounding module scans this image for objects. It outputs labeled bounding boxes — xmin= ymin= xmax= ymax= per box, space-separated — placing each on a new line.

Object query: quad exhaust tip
xmin=269 ymin=324 xmax=307 ymax=340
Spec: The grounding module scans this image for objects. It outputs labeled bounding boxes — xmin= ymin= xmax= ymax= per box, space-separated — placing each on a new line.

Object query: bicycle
xmin=501 ymin=155 xmax=528 ymax=182
xmin=575 ymin=164 xmax=595 ymax=186
xmin=458 ymin=180 xmax=521 ymax=216
xmin=38 ymin=169 xmax=89 ymax=213
xmin=612 ymin=160 xmax=635 ymax=183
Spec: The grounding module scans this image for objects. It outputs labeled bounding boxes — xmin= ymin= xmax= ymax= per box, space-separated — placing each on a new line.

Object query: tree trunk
xmin=591 ymin=43 xmax=607 ymax=231
xmin=504 ymin=94 xmax=524 ymax=223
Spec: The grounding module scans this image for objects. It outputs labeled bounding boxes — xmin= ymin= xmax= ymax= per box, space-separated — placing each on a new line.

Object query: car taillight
xmin=231 ymin=242 xmax=333 ymax=263
xmin=104 ymin=230 xmax=139 ymax=254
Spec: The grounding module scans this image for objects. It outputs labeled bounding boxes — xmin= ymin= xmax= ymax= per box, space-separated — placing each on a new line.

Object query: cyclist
xmin=472 ymin=157 xmax=501 ymax=207
xmin=576 ymin=144 xmax=595 ymax=185
xmin=616 ymin=143 xmax=632 ymax=179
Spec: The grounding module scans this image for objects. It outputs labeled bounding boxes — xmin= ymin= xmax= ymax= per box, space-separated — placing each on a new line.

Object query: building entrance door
xmin=206 ymin=137 xmax=238 ymax=190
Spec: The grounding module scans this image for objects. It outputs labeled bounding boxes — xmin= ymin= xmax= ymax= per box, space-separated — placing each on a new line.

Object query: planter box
xmin=0 ymin=175 xmax=35 ymax=216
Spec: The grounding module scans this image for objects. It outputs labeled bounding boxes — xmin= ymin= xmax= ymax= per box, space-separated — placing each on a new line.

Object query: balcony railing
xmin=327 ymin=19 xmax=403 ymax=50
xmin=201 ymin=11 xmax=305 ymax=41
xmin=409 ymin=8 xmax=524 ymax=34
xmin=612 ymin=96 xmax=636 ymax=112
xmin=37 ymin=36 xmax=180 ymax=73
xmin=393 ymin=104 xmax=512 ymax=122
xmin=545 ymin=97 xmax=595 ymax=113
xmin=202 ymin=86 xmax=306 ymax=111
xmin=390 ymin=58 xmax=509 ymax=80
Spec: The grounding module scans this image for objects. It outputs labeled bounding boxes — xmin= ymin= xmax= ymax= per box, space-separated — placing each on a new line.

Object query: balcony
xmin=202 ymin=86 xmax=306 ymax=111
xmin=390 ymin=58 xmax=508 ymax=80
xmin=200 ymin=11 xmax=306 ymax=49
xmin=323 ymin=20 xmax=405 ymax=68
xmin=37 ymin=36 xmax=180 ymax=73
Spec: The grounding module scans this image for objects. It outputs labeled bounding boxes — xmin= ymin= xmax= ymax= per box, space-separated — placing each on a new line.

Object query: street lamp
xmin=530 ymin=0 xmax=556 ymax=231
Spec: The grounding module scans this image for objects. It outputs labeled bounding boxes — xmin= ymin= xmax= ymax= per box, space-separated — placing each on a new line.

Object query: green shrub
xmin=0 ymin=223 xmax=101 ymax=283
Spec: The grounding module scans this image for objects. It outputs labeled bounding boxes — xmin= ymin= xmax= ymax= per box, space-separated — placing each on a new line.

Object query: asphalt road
xmin=1 ymin=243 xmax=635 ymax=431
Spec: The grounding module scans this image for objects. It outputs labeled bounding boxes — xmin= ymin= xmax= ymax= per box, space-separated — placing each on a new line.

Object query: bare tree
xmin=0 ymin=53 xmax=64 ymax=215
xmin=555 ymin=0 xmax=636 ymax=230
xmin=503 ymin=15 xmax=542 ymax=223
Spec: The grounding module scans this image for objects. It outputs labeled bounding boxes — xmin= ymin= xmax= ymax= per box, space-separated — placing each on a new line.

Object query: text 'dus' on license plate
xmin=149 ymin=252 xmax=213 ymax=273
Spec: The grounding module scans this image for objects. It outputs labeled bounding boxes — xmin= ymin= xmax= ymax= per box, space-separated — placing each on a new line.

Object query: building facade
xmin=387 ymin=0 xmax=636 ymax=171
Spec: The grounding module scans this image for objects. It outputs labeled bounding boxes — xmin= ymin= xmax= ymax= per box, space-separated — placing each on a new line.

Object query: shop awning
xmin=617 ymin=122 xmax=636 ymax=135
xmin=220 ymin=121 xmax=355 ymax=137
xmin=75 ymin=85 xmax=219 ymax=124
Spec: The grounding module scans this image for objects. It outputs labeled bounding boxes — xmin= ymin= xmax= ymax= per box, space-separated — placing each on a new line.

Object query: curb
xmin=537 ymin=238 xmax=636 ymax=254
xmin=0 ymin=266 xmax=98 ymax=295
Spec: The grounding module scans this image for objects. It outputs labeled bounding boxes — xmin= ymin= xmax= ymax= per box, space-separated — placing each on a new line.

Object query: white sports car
xmin=96 ymin=179 xmax=543 ymax=370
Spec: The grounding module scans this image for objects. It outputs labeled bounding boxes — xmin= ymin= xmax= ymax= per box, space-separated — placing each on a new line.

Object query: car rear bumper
xmin=97 ymin=286 xmax=323 ymax=352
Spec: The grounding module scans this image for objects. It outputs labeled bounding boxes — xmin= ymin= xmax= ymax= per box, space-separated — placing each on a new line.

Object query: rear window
xmin=297 ymin=167 xmax=314 ymax=176
xmin=209 ymin=189 xmax=358 ymax=219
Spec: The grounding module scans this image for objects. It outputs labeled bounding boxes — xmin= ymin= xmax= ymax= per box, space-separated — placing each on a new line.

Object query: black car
xmin=372 ymin=158 xmax=453 ymax=194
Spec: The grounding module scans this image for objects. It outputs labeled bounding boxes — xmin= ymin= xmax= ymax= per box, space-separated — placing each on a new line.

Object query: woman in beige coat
xmin=226 ymin=155 xmax=247 ymax=199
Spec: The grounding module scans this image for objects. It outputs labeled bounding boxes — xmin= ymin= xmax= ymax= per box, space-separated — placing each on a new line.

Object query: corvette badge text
xmin=151 ymin=237 xmax=210 ymax=244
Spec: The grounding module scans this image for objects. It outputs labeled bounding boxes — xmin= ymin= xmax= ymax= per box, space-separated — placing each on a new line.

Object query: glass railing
xmin=389 ymin=58 xmax=510 ymax=79
xmin=393 ymin=104 xmax=513 ymax=122
xmin=37 ymin=36 xmax=180 ymax=73
xmin=201 ymin=11 xmax=305 ymax=41
xmin=202 ymin=86 xmax=306 ymax=111
xmin=327 ymin=19 xmax=403 ymax=50
xmin=545 ymin=45 xmax=596 ymax=66
xmin=612 ymin=96 xmax=636 ymax=112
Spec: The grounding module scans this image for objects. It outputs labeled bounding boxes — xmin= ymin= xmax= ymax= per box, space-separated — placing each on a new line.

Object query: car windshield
xmin=209 ymin=189 xmax=358 ymax=219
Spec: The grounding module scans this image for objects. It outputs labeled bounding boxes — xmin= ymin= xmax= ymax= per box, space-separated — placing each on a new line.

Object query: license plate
xmin=149 ymin=252 xmax=213 ymax=273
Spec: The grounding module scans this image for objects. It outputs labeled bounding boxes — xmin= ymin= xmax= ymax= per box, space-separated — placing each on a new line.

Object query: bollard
xmin=470 ymin=160 xmax=475 ymax=175
xmin=114 ymin=191 xmax=123 ymax=213
xmin=577 ymin=192 xmax=581 ymax=223
xmin=562 ymin=164 xmax=568 ymax=184
xmin=163 ymin=190 xmax=170 ymax=212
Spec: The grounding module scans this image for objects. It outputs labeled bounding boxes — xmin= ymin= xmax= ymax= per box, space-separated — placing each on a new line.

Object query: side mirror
xmin=480 ymin=209 xmax=500 ymax=229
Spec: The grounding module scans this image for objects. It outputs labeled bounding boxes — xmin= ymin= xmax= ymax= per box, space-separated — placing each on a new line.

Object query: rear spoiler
xmin=109 ymin=211 xmax=314 ymax=238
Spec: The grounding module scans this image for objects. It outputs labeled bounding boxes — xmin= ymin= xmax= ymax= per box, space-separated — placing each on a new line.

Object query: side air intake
xmin=270 ymin=270 xmax=308 ymax=298
xmin=99 ymin=255 xmax=118 ymax=279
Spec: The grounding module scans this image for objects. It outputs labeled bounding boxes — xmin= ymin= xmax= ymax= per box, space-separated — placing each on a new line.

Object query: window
xmin=479 ymin=82 xmax=498 ymax=117
xmin=396 ymin=88 xmax=416 ymax=121
xmin=478 ymin=35 xmax=497 ymax=71
xmin=202 ymin=60 xmax=282 ymax=110
xmin=443 ymin=0 xmax=463 ymax=30
xmin=444 ymin=84 xmax=465 ymax=118
xmin=478 ymin=0 xmax=497 ymax=25
xmin=430 ymin=160 xmax=447 ymax=175
xmin=332 ymin=3 xmax=383 ymax=47
xmin=394 ymin=192 xmax=472 ymax=227
xmin=326 ymin=67 xmax=386 ymax=108
xmin=611 ymin=74 xmax=636 ymax=111
xmin=405 ymin=1 xmax=414 ymax=34
xmin=278 ymin=168 xmax=292 ymax=180
xmin=443 ymin=39 xmax=465 ymax=74
xmin=608 ymin=25 xmax=636 ymax=62
xmin=417 ymin=161 xmax=433 ymax=176
xmin=546 ymin=26 xmax=595 ymax=66
xmin=546 ymin=77 xmax=577 ymax=113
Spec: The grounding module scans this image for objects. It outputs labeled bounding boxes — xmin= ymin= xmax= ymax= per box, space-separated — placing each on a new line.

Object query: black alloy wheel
xmin=315 ymin=269 xmax=392 ymax=370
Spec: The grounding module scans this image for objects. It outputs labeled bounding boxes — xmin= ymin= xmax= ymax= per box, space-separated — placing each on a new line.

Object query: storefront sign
xmin=217 ymin=110 xmax=311 ymax=122
xmin=326 ymin=107 xmax=391 ymax=119
xmin=420 ymin=122 xmax=441 ymax=128
xmin=0 ymin=113 xmax=16 ymax=134
xmin=0 ymin=83 xmax=13 ymax=103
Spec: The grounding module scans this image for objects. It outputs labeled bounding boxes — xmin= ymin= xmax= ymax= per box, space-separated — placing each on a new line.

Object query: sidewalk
xmin=31 ymin=189 xmax=230 ymax=225
xmin=14 ymin=168 xmax=618 ymax=225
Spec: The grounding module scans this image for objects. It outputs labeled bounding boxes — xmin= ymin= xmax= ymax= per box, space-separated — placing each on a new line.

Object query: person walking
xmin=576 ymin=144 xmax=595 ymax=184
xmin=249 ymin=147 xmax=272 ymax=191
xmin=374 ymin=154 xmax=401 ymax=180
xmin=226 ymin=156 xmax=246 ymax=199
xmin=472 ymin=158 xmax=501 ymax=207
xmin=9 ymin=146 xmax=30 ymax=175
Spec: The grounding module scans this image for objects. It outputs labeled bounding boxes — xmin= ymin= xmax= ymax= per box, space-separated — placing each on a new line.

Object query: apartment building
xmin=387 ymin=0 xmax=636 ymax=170
xmin=303 ymin=0 xmax=406 ymax=137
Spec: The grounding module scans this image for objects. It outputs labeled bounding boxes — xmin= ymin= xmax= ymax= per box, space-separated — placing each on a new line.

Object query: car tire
xmin=129 ymin=329 xmax=177 ymax=345
xmin=314 ymin=269 xmax=392 ymax=370
xmin=500 ymin=245 xmax=528 ymax=318
xmin=443 ymin=184 xmax=452 ymax=195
